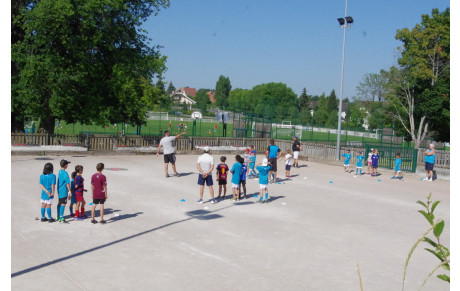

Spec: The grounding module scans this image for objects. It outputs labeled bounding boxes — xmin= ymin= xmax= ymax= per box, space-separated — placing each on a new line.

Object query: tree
xmin=167 ymin=81 xmax=176 ymax=94
xmin=215 ymin=75 xmax=232 ymax=109
xmin=298 ymin=88 xmax=311 ymax=111
xmin=195 ymin=89 xmax=211 ymax=113
xmin=356 ymin=72 xmax=388 ymax=102
xmin=327 ymin=89 xmax=338 ymax=111
xmin=394 ymin=8 xmax=450 ymax=142
xmin=12 ymin=0 xmax=170 ymax=133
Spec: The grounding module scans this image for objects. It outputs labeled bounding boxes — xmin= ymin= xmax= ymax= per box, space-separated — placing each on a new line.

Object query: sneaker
xmin=428 ymin=178 xmax=433 ymax=182
xmin=398 ymin=177 xmax=403 ymax=180
xmin=165 ymin=174 xmax=170 ymax=178
xmin=174 ymin=172 xmax=180 ymax=177
xmin=48 ymin=218 xmax=56 ymax=223
xmin=40 ymin=217 xmax=48 ymax=222
xmin=75 ymin=217 xmax=84 ymax=221
xmin=391 ymin=176 xmax=395 ymax=179
xmin=423 ymin=177 xmax=428 ymax=181
xmin=100 ymin=220 xmax=106 ymax=224
xmin=197 ymin=199 xmax=203 ymax=204
xmin=81 ymin=215 xmax=88 ymax=219
xmin=91 ymin=219 xmax=98 ymax=224
xmin=210 ymin=199 xmax=216 ymax=204
xmin=59 ymin=218 xmax=69 ymax=224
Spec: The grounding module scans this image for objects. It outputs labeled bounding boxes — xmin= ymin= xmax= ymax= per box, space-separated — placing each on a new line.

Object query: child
xmin=391 ymin=153 xmax=403 ymax=180
xmin=57 ymin=159 xmax=72 ymax=223
xmin=243 ymin=148 xmax=251 ymax=174
xmin=355 ymin=151 xmax=365 ymax=176
xmin=230 ymin=155 xmax=242 ymax=201
xmin=74 ymin=165 xmax=88 ymax=220
xmin=216 ymin=156 xmax=229 ymax=200
xmin=238 ymin=155 xmax=248 ymax=199
xmin=284 ymin=150 xmax=293 ymax=178
xmin=39 ymin=163 xmax=56 ymax=222
xmin=342 ymin=149 xmax=351 ymax=172
xmin=256 ymin=158 xmax=271 ymax=203
xmin=91 ymin=163 xmax=108 ymax=224
xmin=69 ymin=171 xmax=76 ymax=217
xmin=248 ymin=146 xmax=258 ymax=178
xmin=371 ymin=149 xmax=380 ymax=176
xmin=367 ymin=149 xmax=373 ymax=175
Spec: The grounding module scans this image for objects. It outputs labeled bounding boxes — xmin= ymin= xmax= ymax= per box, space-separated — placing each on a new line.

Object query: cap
xmin=262 ymin=158 xmax=268 ymax=166
xmin=244 ymin=148 xmax=250 ymax=153
xmin=293 ymin=136 xmax=297 ymax=139
xmin=60 ymin=159 xmax=71 ymax=166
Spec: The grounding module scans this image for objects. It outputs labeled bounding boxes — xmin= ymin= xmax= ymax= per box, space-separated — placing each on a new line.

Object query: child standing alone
xmin=39 ymin=163 xmax=56 ymax=222
xmin=391 ymin=153 xmax=403 ymax=180
xmin=91 ymin=163 xmax=108 ymax=224
xmin=284 ymin=150 xmax=293 ymax=178
xmin=355 ymin=151 xmax=365 ymax=176
xmin=256 ymin=158 xmax=271 ymax=203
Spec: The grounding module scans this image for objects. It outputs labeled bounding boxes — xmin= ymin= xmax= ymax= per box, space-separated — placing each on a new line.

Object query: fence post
xmin=411 ymin=148 xmax=418 ymax=173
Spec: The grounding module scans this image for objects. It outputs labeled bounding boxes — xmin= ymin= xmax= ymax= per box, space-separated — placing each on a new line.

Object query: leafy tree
xmin=215 ymin=75 xmax=232 ymax=109
xmin=228 ymin=88 xmax=251 ymax=112
xmin=248 ymin=83 xmax=297 ymax=122
xmin=312 ymin=94 xmax=328 ymax=126
xmin=298 ymin=88 xmax=311 ymax=111
xmin=327 ymin=89 xmax=338 ymax=112
xmin=12 ymin=0 xmax=169 ymax=133
xmin=356 ymin=72 xmax=388 ymax=102
xmin=167 ymin=81 xmax=176 ymax=94
xmin=195 ymin=88 xmax=211 ymax=113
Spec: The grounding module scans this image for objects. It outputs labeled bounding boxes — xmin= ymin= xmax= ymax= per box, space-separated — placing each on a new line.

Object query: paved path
xmin=11 ymin=154 xmax=450 ymax=290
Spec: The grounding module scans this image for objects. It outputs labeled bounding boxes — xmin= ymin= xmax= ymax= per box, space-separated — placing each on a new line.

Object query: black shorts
xmin=164 ymin=153 xmax=176 ymax=164
xmin=218 ymin=179 xmax=227 ymax=185
xmin=239 ymin=180 xmax=246 ymax=187
xmin=269 ymin=158 xmax=278 ymax=172
xmin=93 ymin=199 xmax=106 ymax=205
xmin=425 ymin=162 xmax=434 ymax=171
xmin=59 ymin=197 xmax=68 ymax=205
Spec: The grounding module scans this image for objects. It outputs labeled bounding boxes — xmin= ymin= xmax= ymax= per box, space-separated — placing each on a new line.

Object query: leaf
xmin=416 ymin=200 xmax=428 ymax=209
xmin=436 ymin=274 xmax=450 ymax=283
xmin=433 ymin=220 xmax=445 ymax=237
xmin=418 ymin=210 xmax=434 ymax=225
xmin=422 ymin=237 xmax=438 ymax=248
xmin=430 ymin=200 xmax=440 ymax=213
xmin=424 ymin=248 xmax=445 ymax=263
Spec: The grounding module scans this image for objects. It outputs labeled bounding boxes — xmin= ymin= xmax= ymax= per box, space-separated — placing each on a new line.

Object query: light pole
xmin=336 ymin=1 xmax=353 ymax=160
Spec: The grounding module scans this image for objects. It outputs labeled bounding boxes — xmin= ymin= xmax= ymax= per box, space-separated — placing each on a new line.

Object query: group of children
xmin=342 ymin=148 xmax=403 ymax=180
xmin=39 ymin=159 xmax=108 ymax=224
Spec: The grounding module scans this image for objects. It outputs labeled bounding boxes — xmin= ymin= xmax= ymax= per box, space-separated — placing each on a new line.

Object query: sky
xmin=143 ymin=0 xmax=450 ymax=99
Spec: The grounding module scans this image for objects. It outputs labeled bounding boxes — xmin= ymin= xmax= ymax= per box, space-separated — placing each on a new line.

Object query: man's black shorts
xmin=58 ymin=197 xmax=68 ymax=205
xmin=164 ymin=153 xmax=176 ymax=164
xmin=269 ymin=158 xmax=278 ymax=172
xmin=218 ymin=179 xmax=227 ymax=185
xmin=93 ymin=199 xmax=106 ymax=205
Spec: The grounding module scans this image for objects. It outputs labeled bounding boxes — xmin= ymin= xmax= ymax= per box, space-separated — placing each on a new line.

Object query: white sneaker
xmin=428 ymin=178 xmax=433 ymax=182
xmin=210 ymin=199 xmax=216 ymax=204
xmin=423 ymin=177 xmax=428 ymax=181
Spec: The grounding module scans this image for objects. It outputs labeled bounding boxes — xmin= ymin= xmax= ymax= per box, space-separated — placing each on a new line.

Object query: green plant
xmin=402 ymin=193 xmax=450 ymax=290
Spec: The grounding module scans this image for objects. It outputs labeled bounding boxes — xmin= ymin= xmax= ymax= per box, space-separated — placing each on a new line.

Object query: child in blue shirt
xmin=371 ymin=149 xmax=380 ymax=176
xmin=355 ymin=151 xmax=365 ymax=176
xmin=39 ymin=163 xmax=56 ymax=222
xmin=238 ymin=155 xmax=248 ymax=199
xmin=248 ymin=147 xmax=258 ymax=178
xmin=256 ymin=158 xmax=272 ymax=203
xmin=57 ymin=159 xmax=72 ymax=223
xmin=391 ymin=153 xmax=403 ymax=180
xmin=342 ymin=149 xmax=351 ymax=172
xmin=230 ymin=155 xmax=243 ymax=201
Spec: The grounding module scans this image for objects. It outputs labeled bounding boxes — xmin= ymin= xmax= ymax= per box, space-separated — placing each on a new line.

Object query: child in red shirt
xmin=91 ymin=163 xmax=108 ymax=224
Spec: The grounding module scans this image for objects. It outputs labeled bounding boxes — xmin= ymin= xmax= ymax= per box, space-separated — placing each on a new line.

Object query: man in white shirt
xmin=196 ymin=146 xmax=216 ymax=204
xmin=156 ymin=130 xmax=186 ymax=177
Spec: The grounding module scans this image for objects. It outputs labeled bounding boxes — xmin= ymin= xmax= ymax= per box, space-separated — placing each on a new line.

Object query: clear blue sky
xmin=143 ymin=0 xmax=450 ymax=99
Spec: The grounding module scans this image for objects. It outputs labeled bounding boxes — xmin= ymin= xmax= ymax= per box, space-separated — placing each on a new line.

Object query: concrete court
xmin=11 ymin=153 xmax=450 ymax=291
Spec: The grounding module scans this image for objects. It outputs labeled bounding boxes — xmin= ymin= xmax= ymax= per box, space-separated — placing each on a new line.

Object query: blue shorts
xmin=425 ymin=162 xmax=434 ymax=171
xmin=285 ymin=165 xmax=291 ymax=171
xmin=249 ymin=163 xmax=255 ymax=170
xmin=70 ymin=192 xmax=77 ymax=204
xmin=198 ymin=174 xmax=213 ymax=186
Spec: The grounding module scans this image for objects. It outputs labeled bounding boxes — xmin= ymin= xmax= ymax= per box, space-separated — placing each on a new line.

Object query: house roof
xmin=182 ymin=87 xmax=197 ymax=97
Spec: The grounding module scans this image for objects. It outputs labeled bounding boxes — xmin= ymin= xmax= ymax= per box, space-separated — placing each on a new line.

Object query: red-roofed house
xmin=207 ymin=91 xmax=216 ymax=103
xmin=182 ymin=87 xmax=197 ymax=97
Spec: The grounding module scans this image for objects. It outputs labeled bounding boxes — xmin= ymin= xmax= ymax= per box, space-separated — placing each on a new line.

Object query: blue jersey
xmin=40 ymin=173 xmax=56 ymax=200
xmin=230 ymin=162 xmax=242 ymax=184
xmin=425 ymin=149 xmax=435 ymax=163
xmin=250 ymin=155 xmax=256 ymax=163
xmin=240 ymin=164 xmax=247 ymax=181
xmin=356 ymin=155 xmax=365 ymax=167
xmin=57 ymin=169 xmax=70 ymax=198
xmin=267 ymin=145 xmax=280 ymax=159
xmin=394 ymin=158 xmax=402 ymax=171
xmin=342 ymin=153 xmax=351 ymax=165
xmin=371 ymin=154 xmax=380 ymax=167
xmin=256 ymin=165 xmax=271 ymax=185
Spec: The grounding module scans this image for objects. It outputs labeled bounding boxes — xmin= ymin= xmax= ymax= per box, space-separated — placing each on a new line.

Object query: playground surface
xmin=11 ymin=153 xmax=450 ymax=290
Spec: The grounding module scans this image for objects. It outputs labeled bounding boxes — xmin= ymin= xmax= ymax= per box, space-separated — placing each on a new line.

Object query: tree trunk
xmin=40 ymin=116 xmax=56 ymax=135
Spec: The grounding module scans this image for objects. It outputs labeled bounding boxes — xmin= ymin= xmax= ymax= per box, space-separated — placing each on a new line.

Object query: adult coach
xmin=292 ymin=136 xmax=302 ymax=168
xmin=156 ymin=130 xmax=186 ymax=177
xmin=267 ymin=139 xmax=281 ymax=183
xmin=423 ymin=144 xmax=436 ymax=182
xmin=196 ymin=146 xmax=216 ymax=204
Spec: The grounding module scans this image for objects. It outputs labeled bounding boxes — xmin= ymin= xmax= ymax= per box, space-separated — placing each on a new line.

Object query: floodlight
xmin=345 ymin=16 xmax=354 ymax=24
xmin=337 ymin=18 xmax=345 ymax=25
